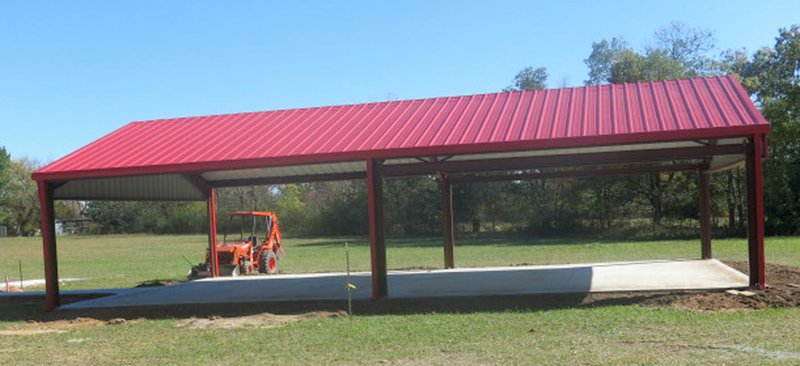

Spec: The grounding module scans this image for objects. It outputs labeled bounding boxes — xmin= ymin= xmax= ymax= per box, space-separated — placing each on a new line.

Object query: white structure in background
xmin=54 ymin=217 xmax=93 ymax=236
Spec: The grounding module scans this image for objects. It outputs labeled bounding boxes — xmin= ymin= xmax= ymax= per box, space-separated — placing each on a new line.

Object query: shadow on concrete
xmin=54 ymin=266 xmax=596 ymax=310
xmin=1 ymin=266 xmax=595 ymax=322
xmin=387 ymin=266 xmax=594 ymax=298
xmin=1 ymin=288 xmax=730 ymax=324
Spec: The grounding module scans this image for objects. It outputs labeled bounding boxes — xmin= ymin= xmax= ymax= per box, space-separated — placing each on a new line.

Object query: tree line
xmin=1 ymin=23 xmax=797 ymax=238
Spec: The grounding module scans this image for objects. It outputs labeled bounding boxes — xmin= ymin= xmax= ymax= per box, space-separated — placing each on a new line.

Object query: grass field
xmin=1 ymin=234 xmax=799 ymax=290
xmin=2 ymin=306 xmax=800 ymax=365
xmin=1 ymin=234 xmax=799 ymax=365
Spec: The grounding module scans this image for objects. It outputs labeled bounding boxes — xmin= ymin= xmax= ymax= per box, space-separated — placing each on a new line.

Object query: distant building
xmin=55 ymin=217 xmax=93 ymax=236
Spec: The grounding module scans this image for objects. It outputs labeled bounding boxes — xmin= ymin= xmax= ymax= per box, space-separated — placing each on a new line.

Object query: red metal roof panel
xmin=34 ymin=75 xmax=770 ymax=181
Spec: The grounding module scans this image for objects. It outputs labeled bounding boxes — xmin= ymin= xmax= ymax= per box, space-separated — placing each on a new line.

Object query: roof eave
xmin=31 ymin=123 xmax=770 ymax=182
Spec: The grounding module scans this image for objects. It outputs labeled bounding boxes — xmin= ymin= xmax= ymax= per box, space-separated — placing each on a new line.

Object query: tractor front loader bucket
xmin=218 ymin=264 xmax=240 ymax=277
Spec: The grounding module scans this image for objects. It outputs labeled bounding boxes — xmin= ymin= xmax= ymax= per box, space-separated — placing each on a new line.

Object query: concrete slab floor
xmin=61 ymin=259 xmax=749 ymax=309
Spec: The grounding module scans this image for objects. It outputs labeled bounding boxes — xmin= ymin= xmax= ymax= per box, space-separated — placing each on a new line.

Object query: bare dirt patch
xmin=0 ymin=317 xmax=138 ymax=335
xmin=135 ymin=279 xmax=183 ymax=288
xmin=0 ymin=329 xmax=66 ymax=336
xmin=0 ymin=286 xmax=23 ymax=293
xmin=584 ymin=261 xmax=800 ymax=312
xmin=646 ymin=261 xmax=800 ymax=311
xmin=175 ymin=310 xmax=345 ymax=329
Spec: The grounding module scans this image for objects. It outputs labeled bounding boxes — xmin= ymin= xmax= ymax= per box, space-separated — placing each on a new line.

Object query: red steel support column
xmin=699 ymin=169 xmax=712 ymax=259
xmin=746 ymin=135 xmax=766 ymax=288
xmin=441 ymin=174 xmax=455 ymax=269
xmin=37 ymin=181 xmax=60 ymax=311
xmin=367 ymin=159 xmax=388 ymax=299
xmin=207 ymin=188 xmax=219 ymax=277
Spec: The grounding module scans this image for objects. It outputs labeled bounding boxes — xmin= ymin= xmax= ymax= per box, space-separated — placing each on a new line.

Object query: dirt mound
xmin=23 ymin=317 xmax=107 ymax=330
xmin=0 ymin=286 xmax=23 ymax=293
xmin=0 ymin=329 xmax=67 ymax=335
xmin=0 ymin=317 xmax=138 ymax=336
xmin=175 ymin=311 xmax=345 ymax=329
xmin=1 ymin=308 xmax=343 ymax=335
xmin=135 ymin=279 xmax=183 ymax=287
xmin=634 ymin=261 xmax=800 ymax=311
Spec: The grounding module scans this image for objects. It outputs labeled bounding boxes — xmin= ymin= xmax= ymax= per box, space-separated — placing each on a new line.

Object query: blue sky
xmin=1 ymin=1 xmax=798 ymax=162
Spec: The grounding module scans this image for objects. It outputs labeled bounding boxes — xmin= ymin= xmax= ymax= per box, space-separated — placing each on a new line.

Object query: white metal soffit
xmin=53 ymin=137 xmax=748 ymax=201
xmin=54 ymin=174 xmax=207 ymax=201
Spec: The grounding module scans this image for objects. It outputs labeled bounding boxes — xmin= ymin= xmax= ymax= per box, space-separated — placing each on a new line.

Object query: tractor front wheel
xmin=258 ymin=251 xmax=278 ymax=274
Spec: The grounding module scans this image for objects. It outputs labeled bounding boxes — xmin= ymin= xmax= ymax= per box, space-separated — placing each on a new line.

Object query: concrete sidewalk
xmin=62 ymin=259 xmax=749 ymax=309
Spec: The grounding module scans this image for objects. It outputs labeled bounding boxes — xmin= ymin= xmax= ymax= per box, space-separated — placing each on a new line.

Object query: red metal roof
xmin=34 ymin=75 xmax=769 ymax=181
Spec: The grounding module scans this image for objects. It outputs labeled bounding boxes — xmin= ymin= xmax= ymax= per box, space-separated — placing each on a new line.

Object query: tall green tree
xmin=3 ymin=157 xmax=40 ymax=235
xmin=584 ymin=22 xmax=713 ymax=84
xmin=0 ymin=147 xmax=11 ymax=223
xmin=733 ymin=25 xmax=800 ymax=234
xmin=652 ymin=21 xmax=716 ymax=75
xmin=505 ymin=66 xmax=548 ymax=91
xmin=585 ymin=38 xmax=629 ymax=85
xmin=275 ymin=184 xmax=310 ymax=235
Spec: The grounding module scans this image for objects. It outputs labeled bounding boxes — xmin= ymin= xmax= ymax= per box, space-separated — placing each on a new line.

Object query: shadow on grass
xmin=0 ymin=290 xmax=705 ymax=324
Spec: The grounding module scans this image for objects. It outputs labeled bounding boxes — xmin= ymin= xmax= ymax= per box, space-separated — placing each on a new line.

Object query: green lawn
xmin=2 ymin=304 xmax=800 ymax=365
xmin=1 ymin=234 xmax=799 ymax=365
xmin=0 ymin=234 xmax=799 ymax=290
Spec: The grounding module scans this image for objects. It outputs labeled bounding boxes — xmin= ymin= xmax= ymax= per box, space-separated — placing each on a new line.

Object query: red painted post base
xmin=746 ymin=135 xmax=766 ymax=289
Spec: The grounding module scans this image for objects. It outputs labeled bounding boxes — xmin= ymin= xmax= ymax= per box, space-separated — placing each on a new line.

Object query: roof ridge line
xmin=129 ymin=76 xmax=738 ymax=125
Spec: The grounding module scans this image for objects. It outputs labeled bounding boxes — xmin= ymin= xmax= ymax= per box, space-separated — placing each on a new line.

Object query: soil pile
xmin=175 ymin=310 xmax=345 ymax=329
xmin=633 ymin=261 xmax=800 ymax=311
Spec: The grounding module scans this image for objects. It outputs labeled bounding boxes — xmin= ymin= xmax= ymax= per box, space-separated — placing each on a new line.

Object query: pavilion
xmin=33 ymin=75 xmax=770 ymax=310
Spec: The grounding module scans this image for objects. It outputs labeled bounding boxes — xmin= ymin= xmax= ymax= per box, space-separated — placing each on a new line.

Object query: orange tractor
xmin=190 ymin=211 xmax=285 ymax=277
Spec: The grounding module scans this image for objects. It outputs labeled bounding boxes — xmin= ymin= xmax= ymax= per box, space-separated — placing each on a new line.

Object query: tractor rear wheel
xmin=258 ymin=251 xmax=278 ymax=274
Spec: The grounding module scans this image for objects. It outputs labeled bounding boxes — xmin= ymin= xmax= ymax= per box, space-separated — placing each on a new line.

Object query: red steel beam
xmin=47 ymin=145 xmax=739 ymax=194
xmin=204 ymin=160 xmax=703 ymax=188
xmin=49 ymin=196 xmax=208 ymax=202
xmin=440 ymin=174 xmax=455 ymax=269
xmin=699 ymin=169 xmax=712 ymax=259
xmin=367 ymin=159 xmax=388 ymax=299
xmin=211 ymin=171 xmax=365 ymax=187
xmin=746 ymin=135 xmax=766 ymax=288
xmin=207 ymin=188 xmax=220 ymax=277
xmin=383 ymin=144 xmax=744 ymax=177
xmin=37 ymin=181 xmax=60 ymax=311
xmin=450 ymin=163 xmax=703 ymax=184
